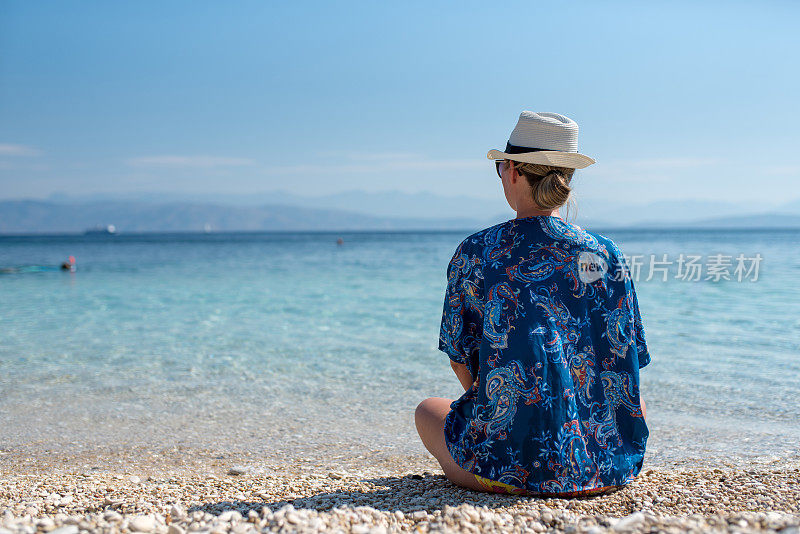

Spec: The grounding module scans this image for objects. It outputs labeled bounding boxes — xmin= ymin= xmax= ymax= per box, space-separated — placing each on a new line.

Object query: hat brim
xmin=487 ymin=149 xmax=595 ymax=169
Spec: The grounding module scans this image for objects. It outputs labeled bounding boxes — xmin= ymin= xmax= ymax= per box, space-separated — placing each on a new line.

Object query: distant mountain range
xmin=0 ymin=199 xmax=496 ymax=234
xmin=43 ymin=189 xmax=510 ymax=221
xmin=1 ymin=192 xmax=799 ymax=234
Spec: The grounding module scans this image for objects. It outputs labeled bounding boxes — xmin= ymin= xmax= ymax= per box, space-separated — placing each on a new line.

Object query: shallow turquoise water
xmin=1 ymin=228 xmax=799 ymax=464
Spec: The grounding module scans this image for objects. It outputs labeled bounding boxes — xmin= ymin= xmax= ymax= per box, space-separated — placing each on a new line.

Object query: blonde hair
xmin=510 ymin=161 xmax=577 ymax=220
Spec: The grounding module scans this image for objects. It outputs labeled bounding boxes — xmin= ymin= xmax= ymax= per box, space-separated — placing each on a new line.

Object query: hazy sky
xmin=1 ymin=1 xmax=798 ymax=207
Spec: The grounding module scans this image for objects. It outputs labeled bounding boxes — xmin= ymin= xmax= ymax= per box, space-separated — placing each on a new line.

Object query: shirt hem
xmin=445 ymin=428 xmax=634 ymax=498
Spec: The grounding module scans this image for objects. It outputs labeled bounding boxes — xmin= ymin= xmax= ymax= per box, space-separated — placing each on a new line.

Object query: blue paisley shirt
xmin=438 ymin=215 xmax=650 ymax=494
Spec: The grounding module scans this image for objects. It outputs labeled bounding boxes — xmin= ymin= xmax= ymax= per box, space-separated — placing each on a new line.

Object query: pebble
xmin=170 ymin=504 xmax=187 ymax=520
xmin=612 ymin=511 xmax=645 ymax=531
xmin=103 ymin=511 xmax=122 ymax=522
xmin=217 ymin=511 xmax=241 ymax=523
xmin=129 ymin=515 xmax=156 ymax=532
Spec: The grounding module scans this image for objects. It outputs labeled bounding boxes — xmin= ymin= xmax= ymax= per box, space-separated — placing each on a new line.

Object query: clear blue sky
xmin=1 ymin=1 xmax=798 ymax=208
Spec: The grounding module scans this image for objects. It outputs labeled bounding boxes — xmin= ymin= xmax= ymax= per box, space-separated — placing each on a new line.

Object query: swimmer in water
xmin=60 ymin=255 xmax=76 ymax=272
xmin=0 ymin=255 xmax=76 ymax=274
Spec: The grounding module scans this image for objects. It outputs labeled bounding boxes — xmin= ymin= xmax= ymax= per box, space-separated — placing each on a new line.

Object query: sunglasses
xmin=495 ymin=159 xmax=507 ymax=178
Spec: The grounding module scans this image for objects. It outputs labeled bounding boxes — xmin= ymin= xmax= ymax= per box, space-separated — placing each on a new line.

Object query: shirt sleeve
xmin=612 ymin=245 xmax=651 ymax=370
xmin=628 ymin=275 xmax=651 ymax=369
xmin=438 ymin=240 xmax=484 ymax=367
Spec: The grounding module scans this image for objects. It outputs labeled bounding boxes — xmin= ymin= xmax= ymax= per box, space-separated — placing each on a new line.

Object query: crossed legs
xmin=414 ymin=397 xmax=487 ymax=492
xmin=415 ymin=396 xmax=648 ymax=496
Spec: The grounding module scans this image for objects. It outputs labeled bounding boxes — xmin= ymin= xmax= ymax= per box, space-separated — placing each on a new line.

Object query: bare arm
xmin=450 ymin=360 xmax=474 ymax=392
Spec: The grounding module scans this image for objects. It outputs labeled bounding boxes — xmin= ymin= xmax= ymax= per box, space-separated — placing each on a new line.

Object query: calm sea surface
xmin=1 ymin=227 xmax=799 ymax=466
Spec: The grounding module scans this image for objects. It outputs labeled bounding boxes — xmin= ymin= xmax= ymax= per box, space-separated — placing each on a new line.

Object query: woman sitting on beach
xmin=415 ymin=111 xmax=650 ymax=497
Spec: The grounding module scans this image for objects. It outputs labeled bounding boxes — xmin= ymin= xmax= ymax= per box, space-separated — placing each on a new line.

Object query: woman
xmin=415 ymin=111 xmax=650 ymax=497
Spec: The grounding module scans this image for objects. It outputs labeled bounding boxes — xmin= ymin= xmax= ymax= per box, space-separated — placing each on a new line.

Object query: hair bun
xmin=513 ymin=164 xmax=574 ymax=210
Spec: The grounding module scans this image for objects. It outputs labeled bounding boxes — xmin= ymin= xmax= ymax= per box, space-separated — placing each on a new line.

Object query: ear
xmin=509 ymin=161 xmax=518 ymax=184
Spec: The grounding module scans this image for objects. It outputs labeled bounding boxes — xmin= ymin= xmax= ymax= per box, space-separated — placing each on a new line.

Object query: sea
xmin=1 ymin=226 xmax=799 ymax=467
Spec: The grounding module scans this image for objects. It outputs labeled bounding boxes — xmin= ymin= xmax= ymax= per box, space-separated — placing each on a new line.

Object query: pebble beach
xmin=2 ymin=447 xmax=799 ymax=534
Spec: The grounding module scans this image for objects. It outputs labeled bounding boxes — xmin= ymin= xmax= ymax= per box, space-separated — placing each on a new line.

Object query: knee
xmin=415 ymin=397 xmax=445 ymax=428
xmin=415 ymin=397 xmax=455 ymax=431
xmin=415 ymin=398 xmax=433 ymax=424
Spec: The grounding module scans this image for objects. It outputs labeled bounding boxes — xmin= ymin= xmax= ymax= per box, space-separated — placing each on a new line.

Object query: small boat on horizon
xmin=84 ymin=224 xmax=117 ymax=235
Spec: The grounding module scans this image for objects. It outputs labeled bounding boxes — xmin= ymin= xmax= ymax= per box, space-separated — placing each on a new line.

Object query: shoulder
xmin=581 ymin=227 xmax=621 ymax=258
xmin=537 ymin=217 xmax=607 ymax=252
xmin=446 ymin=222 xmax=513 ymax=284
xmin=452 ymin=220 xmax=512 ymax=257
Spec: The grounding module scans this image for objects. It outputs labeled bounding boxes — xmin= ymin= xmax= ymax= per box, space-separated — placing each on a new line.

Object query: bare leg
xmin=414 ymin=397 xmax=488 ymax=492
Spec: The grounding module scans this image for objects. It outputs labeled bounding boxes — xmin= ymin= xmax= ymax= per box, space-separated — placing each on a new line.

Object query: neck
xmin=515 ymin=207 xmax=560 ymax=219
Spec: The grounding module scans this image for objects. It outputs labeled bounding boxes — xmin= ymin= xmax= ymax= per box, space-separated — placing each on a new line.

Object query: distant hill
xmin=40 ymin=189 xmax=511 ymax=221
xmin=2 ymin=195 xmax=800 ymax=234
xmin=0 ymin=200 xmax=491 ymax=234
xmin=42 ymin=190 xmax=800 ymax=227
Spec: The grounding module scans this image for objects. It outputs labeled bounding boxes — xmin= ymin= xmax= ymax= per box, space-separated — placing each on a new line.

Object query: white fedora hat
xmin=487 ymin=111 xmax=595 ymax=169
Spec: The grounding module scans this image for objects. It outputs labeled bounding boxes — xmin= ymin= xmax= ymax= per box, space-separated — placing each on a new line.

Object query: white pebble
xmin=129 ymin=515 xmax=156 ymax=532
xmin=36 ymin=518 xmax=55 ymax=529
xmin=217 ymin=511 xmax=241 ymax=523
xmin=170 ymin=504 xmax=186 ymax=520
xmin=103 ymin=511 xmax=122 ymax=522
xmin=50 ymin=527 xmax=78 ymax=534
xmin=612 ymin=512 xmax=645 ymax=532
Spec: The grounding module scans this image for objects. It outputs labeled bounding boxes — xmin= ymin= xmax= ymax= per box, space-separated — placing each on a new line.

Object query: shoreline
xmin=1 ymin=447 xmax=798 ymax=533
